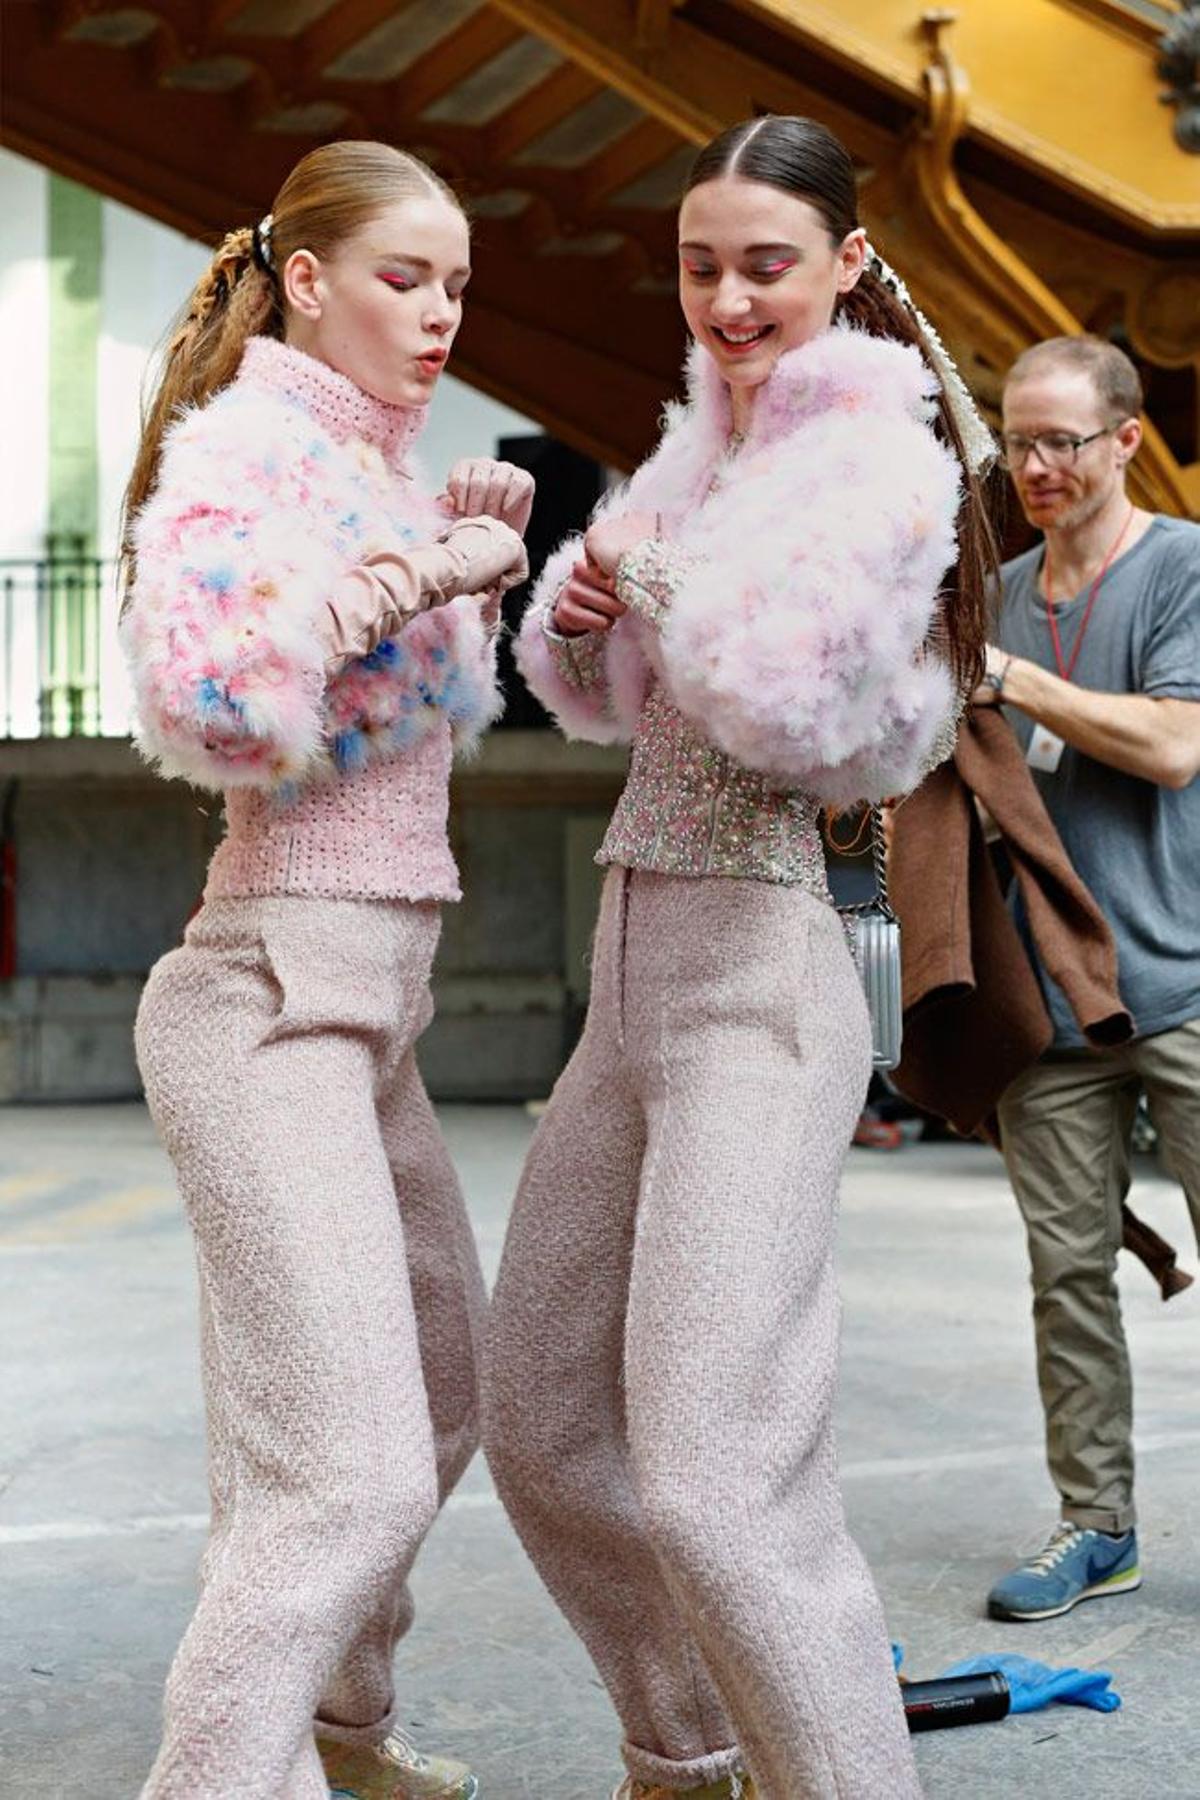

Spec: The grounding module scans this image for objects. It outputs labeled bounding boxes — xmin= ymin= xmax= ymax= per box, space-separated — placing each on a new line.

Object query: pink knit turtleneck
xmin=238 ymin=335 xmax=428 ymax=467
xmin=194 ymin=338 xmax=466 ymax=905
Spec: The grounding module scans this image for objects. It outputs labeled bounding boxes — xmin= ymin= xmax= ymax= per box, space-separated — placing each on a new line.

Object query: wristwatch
xmin=981 ymin=654 xmax=1013 ymax=695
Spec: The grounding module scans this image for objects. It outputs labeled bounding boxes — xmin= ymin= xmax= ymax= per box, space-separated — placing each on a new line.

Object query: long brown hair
xmin=685 ymin=116 xmax=997 ymax=692
xmin=120 ymin=140 xmax=461 ymax=595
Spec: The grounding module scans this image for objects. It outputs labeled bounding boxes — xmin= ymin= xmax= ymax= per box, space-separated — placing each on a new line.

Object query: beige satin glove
xmin=319 ymin=515 xmax=527 ymax=675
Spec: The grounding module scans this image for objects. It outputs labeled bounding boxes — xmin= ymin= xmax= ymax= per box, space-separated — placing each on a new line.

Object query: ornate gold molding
xmin=907 ymin=10 xmax=1193 ymax=516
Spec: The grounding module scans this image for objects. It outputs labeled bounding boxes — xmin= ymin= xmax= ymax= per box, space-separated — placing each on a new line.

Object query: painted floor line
xmin=1 ymin=1184 xmax=175 ymax=1245
xmin=5 ymin=1428 xmax=1198 ymax=1546
xmin=0 ymin=1512 xmax=210 ymax=1545
xmin=0 ymin=1490 xmax=500 ymax=1545
xmin=839 ymin=1427 xmax=1200 ymax=1482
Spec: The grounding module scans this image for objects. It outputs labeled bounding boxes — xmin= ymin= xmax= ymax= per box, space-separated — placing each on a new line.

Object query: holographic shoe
xmin=319 ymin=1727 xmax=479 ymax=1800
xmin=611 ymin=1776 xmax=755 ymax=1800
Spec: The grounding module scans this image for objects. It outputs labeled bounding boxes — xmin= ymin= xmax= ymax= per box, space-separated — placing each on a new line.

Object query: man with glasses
xmin=975 ymin=334 xmax=1200 ymax=1621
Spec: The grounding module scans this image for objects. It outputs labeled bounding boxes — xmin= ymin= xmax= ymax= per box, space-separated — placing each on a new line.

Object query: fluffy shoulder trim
xmin=660 ymin=398 xmax=962 ymax=797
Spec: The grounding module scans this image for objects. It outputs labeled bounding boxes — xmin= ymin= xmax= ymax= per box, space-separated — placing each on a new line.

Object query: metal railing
xmin=0 ymin=557 xmax=131 ymax=739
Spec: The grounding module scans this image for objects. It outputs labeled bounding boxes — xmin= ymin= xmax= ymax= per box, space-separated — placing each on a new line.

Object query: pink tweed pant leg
xmin=136 ymin=895 xmax=484 ymax=1799
xmin=485 ymin=870 xmax=740 ymax=1789
xmin=317 ymin=1046 xmax=488 ymax=1745
xmin=485 ymin=870 xmax=921 ymax=1800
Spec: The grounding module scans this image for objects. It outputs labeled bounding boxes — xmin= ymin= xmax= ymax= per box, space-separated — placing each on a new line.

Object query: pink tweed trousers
xmin=135 ymin=895 xmax=486 ymax=1799
xmin=484 ymin=868 xmax=922 ymax=1799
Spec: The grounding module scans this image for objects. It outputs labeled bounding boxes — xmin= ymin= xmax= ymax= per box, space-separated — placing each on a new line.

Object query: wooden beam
xmin=634 ymin=0 xmax=678 ymax=52
xmin=580 ymin=114 xmax=681 ymax=208
xmin=292 ymin=0 xmax=419 ymax=86
xmin=373 ymin=11 xmax=523 ymax=120
xmin=484 ymin=60 xmax=599 ymax=162
xmin=406 ymin=118 xmax=677 ymax=272
xmin=204 ymin=0 xmax=255 ymax=31
xmin=487 ymin=0 xmax=723 ymax=140
xmin=486 ymin=0 xmax=899 ymax=167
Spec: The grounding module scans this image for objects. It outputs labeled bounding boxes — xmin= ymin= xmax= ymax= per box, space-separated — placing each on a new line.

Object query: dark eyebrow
xmin=376 ymin=253 xmax=472 ymax=279
xmin=678 ymin=241 xmax=801 ymax=256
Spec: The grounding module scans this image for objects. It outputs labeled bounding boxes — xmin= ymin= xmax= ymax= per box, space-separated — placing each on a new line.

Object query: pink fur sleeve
xmin=121 ymin=398 xmax=340 ymax=791
xmin=659 ymin=412 xmax=963 ymax=804
xmin=514 ymin=534 xmax=648 ymax=744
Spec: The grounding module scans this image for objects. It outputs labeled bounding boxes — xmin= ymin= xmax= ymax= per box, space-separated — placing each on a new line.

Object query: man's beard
xmin=1023 ymin=483 xmax=1107 ymax=536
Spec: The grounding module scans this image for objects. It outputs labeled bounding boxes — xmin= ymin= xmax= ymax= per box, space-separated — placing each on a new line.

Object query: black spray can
xmin=902 ymin=1671 xmax=1011 ymax=1733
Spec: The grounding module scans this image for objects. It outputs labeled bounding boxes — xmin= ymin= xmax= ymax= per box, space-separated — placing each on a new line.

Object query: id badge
xmin=1027 ymin=726 xmax=1066 ymax=773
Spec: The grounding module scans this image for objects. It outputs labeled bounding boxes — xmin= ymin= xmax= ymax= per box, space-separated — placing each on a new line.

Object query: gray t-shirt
xmin=997 ymin=515 xmax=1200 ymax=1047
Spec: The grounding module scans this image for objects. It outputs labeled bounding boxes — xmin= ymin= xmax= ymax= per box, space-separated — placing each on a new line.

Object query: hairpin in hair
xmin=864 ymin=243 xmax=996 ymax=475
xmin=251 ymin=213 xmax=275 ymax=276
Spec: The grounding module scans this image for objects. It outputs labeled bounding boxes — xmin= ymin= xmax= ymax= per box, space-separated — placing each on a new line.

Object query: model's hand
xmin=553 ymin=559 xmax=627 ymax=638
xmin=478 ymin=588 xmax=504 ymax=635
xmin=583 ymin=512 xmax=660 ymax=578
xmin=441 ymin=515 xmax=529 ymax=594
xmin=443 ymin=459 xmax=535 ymax=535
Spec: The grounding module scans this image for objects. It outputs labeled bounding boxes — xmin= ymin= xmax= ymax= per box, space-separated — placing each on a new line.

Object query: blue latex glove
xmin=938 ymin=1653 xmax=1121 ymax=1714
xmin=892 ymin=1645 xmax=1121 ymax=1714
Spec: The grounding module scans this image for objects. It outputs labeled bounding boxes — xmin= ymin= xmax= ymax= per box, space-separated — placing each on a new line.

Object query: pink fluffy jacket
xmin=517 ymin=323 xmax=964 ymax=806
xmin=122 ymin=336 xmax=501 ymax=793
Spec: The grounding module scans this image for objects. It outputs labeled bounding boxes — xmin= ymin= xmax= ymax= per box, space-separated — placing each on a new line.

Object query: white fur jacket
xmin=517 ymin=323 xmax=964 ymax=807
xmin=122 ymin=337 xmax=501 ymax=793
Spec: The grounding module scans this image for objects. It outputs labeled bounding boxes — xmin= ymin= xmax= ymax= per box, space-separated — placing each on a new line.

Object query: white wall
xmin=0 ymin=152 xmax=50 ymax=733
xmin=0 ymin=149 xmax=50 ymax=559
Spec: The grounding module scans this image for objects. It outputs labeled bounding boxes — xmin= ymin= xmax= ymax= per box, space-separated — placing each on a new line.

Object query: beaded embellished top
xmin=517 ymin=325 xmax=967 ymax=897
xmin=600 ymin=681 xmax=829 ymax=893
xmin=543 ymin=537 xmax=832 ymax=896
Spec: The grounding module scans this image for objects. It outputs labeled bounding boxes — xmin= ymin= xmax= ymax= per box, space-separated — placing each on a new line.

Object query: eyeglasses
xmin=998 ymin=426 xmax=1118 ymax=472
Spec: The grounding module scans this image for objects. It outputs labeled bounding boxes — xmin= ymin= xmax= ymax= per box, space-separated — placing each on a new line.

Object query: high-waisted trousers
xmin=135 ymin=895 xmax=487 ymax=1799
xmin=484 ymin=868 xmax=921 ymax=1799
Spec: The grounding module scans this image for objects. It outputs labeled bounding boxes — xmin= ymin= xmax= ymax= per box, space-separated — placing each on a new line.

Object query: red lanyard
xmin=1041 ymin=505 xmax=1133 ymax=682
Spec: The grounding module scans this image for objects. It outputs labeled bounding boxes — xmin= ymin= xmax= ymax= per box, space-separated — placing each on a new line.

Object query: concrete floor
xmin=2 ymin=1103 xmax=1200 ymax=1800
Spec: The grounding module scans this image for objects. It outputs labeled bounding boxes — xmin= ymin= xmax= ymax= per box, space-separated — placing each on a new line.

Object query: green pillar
xmin=43 ymin=173 xmax=102 ymax=736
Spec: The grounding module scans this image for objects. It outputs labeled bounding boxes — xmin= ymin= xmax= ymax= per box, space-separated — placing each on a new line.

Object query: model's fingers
xmin=556 ymin=598 xmax=615 ymax=634
xmin=572 ymin=558 xmax=616 ymax=598
xmin=561 ymin=573 xmax=624 ymax=618
xmin=466 ymin=467 xmax=492 ymax=517
xmin=504 ymin=471 xmax=530 ymax=528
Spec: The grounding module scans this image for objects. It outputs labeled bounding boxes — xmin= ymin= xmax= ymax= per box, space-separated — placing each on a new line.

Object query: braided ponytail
xmin=120 ymin=228 xmax=280 ymax=596
xmin=836 ymin=268 xmax=999 ymax=690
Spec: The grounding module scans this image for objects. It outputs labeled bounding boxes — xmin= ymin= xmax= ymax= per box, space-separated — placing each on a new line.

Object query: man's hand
xmin=553 ymin=560 xmax=628 ymax=638
xmin=971 ymin=643 xmax=1015 ymax=708
xmin=442 ymin=459 xmax=535 ymax=535
xmin=970 ymin=641 xmax=1200 ymax=790
xmin=583 ymin=512 xmax=660 ymax=578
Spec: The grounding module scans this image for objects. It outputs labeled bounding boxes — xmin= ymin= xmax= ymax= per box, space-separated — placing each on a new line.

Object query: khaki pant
xmin=998 ymin=1016 xmax=1200 ymax=1534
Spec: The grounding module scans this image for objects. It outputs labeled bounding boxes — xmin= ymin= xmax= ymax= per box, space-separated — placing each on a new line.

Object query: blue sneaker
xmin=987 ymin=1521 xmax=1141 ymax=1621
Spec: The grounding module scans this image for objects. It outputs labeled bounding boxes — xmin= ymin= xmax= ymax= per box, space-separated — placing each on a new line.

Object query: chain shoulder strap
xmin=836 ymin=806 xmax=897 ymax=923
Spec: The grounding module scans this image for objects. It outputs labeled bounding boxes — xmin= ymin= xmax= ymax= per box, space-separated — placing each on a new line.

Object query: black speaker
xmin=493 ymin=434 xmax=606 ymax=729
